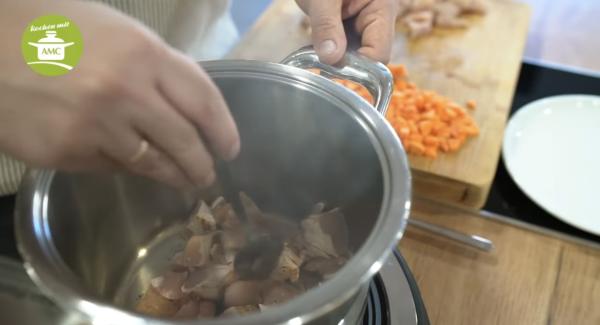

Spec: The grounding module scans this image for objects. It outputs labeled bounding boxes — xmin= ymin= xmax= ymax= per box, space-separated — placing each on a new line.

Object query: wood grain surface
xmin=227 ymin=0 xmax=531 ymax=208
xmin=399 ymin=200 xmax=600 ymax=325
xmin=548 ymin=245 xmax=600 ymax=325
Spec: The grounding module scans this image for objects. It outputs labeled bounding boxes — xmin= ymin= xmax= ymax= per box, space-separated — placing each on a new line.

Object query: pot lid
xmin=37 ymin=30 xmax=66 ymax=43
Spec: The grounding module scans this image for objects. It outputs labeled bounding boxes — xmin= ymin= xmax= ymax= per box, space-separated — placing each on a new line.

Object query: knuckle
xmin=357 ymin=11 xmax=379 ymax=28
xmin=137 ymin=149 xmax=165 ymax=174
xmin=185 ymin=80 xmax=226 ymax=123
xmin=173 ymin=128 xmax=202 ymax=154
xmin=185 ymin=154 xmax=214 ymax=183
xmin=53 ymin=117 xmax=86 ymax=159
xmin=169 ymin=140 xmax=214 ymax=183
xmin=136 ymin=150 xmax=182 ymax=183
xmin=125 ymin=28 xmax=167 ymax=61
xmin=77 ymin=72 xmax=125 ymax=106
xmin=140 ymin=154 xmax=187 ymax=188
xmin=370 ymin=0 xmax=398 ymax=12
xmin=47 ymin=137 xmax=75 ymax=167
xmin=312 ymin=15 xmax=340 ymax=32
xmin=192 ymin=159 xmax=214 ymax=181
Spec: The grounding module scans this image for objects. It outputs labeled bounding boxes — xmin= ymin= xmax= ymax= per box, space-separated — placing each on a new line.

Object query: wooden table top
xmin=401 ymin=200 xmax=600 ymax=325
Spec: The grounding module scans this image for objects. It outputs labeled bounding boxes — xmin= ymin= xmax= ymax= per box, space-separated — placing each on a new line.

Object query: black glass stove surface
xmin=0 ymin=195 xmax=16 ymax=259
xmin=361 ymin=251 xmax=429 ymax=325
xmin=484 ymin=62 xmax=600 ymax=244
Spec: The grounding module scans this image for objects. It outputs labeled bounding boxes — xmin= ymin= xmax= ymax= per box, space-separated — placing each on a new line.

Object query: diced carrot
xmin=437 ymin=128 xmax=451 ymax=138
xmin=421 ymin=110 xmax=437 ymax=120
xmin=424 ymin=147 xmax=438 ymax=158
xmin=454 ymin=107 xmax=467 ymax=117
xmin=336 ymin=63 xmax=479 ymax=159
xmin=408 ymin=133 xmax=423 ymax=142
xmin=389 ymin=65 xmax=407 ymax=78
xmin=467 ymin=100 xmax=477 ymax=110
xmin=418 ymin=121 xmax=433 ymax=136
xmin=439 ymin=140 xmax=450 ymax=152
xmin=449 ymin=126 xmax=461 ymax=138
xmin=445 ymin=108 xmax=458 ymax=119
xmin=398 ymin=127 xmax=410 ymax=137
xmin=395 ymin=80 xmax=408 ymax=90
xmin=423 ymin=136 xmax=440 ymax=146
xmin=464 ymin=125 xmax=480 ymax=136
xmin=408 ymin=122 xmax=418 ymax=134
xmin=448 ymin=139 xmax=461 ymax=151
xmin=432 ymin=120 xmax=445 ymax=132
xmin=408 ymin=141 xmax=426 ymax=155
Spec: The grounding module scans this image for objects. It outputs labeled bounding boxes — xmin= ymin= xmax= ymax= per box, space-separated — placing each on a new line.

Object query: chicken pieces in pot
xmin=135 ymin=193 xmax=351 ymax=319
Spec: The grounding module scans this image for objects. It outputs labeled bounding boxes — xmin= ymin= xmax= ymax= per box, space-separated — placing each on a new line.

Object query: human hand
xmin=0 ymin=1 xmax=239 ymax=189
xmin=295 ymin=0 xmax=401 ymax=64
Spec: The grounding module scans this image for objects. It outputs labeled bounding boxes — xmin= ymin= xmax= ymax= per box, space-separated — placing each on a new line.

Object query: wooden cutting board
xmin=227 ymin=0 xmax=531 ymax=209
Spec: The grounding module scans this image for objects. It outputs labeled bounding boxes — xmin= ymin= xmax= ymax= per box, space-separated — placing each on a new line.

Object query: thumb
xmin=306 ymin=0 xmax=346 ymax=65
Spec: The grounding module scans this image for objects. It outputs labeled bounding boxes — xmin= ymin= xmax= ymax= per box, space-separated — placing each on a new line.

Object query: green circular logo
xmin=21 ymin=15 xmax=83 ymax=76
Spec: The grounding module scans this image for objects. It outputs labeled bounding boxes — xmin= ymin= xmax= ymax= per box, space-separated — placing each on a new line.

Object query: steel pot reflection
xmin=16 ymin=47 xmax=411 ymax=325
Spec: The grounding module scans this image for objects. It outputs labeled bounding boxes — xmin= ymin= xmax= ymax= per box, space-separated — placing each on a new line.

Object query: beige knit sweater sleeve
xmin=0 ymin=0 xmax=236 ymax=196
xmin=97 ymin=0 xmax=234 ymax=58
xmin=0 ymin=154 xmax=26 ymax=195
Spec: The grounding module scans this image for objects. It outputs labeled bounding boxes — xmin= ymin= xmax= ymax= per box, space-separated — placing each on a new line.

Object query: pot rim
xmin=15 ymin=59 xmax=411 ymax=325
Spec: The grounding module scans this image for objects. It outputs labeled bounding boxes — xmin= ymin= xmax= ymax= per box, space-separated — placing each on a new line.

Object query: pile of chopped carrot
xmin=332 ymin=65 xmax=479 ymax=159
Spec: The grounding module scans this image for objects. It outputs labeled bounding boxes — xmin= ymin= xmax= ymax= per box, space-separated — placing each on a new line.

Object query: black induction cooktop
xmin=483 ymin=60 xmax=600 ymax=244
xmin=0 ymin=195 xmax=16 ymax=259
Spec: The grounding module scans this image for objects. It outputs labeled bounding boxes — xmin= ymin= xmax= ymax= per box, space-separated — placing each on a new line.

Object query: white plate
xmin=503 ymin=95 xmax=600 ymax=235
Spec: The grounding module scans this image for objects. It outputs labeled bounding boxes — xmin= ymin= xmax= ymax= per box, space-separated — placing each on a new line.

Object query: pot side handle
xmin=281 ymin=46 xmax=393 ymax=115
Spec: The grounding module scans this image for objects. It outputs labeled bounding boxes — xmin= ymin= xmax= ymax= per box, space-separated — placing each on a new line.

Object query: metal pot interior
xmin=20 ymin=62 xmax=409 ymax=324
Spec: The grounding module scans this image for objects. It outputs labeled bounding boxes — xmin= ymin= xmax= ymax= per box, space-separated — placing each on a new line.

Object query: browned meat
xmin=197 ymin=300 xmax=217 ymax=318
xmin=174 ymin=300 xmax=200 ymax=319
xmin=136 ymin=195 xmax=351 ymax=319
xmin=150 ymin=271 xmax=188 ymax=300
xmin=181 ymin=234 xmax=215 ymax=268
xmin=223 ymin=281 xmax=262 ymax=308
xmin=270 ymin=242 xmax=304 ymax=283
xmin=297 ymin=270 xmax=322 ymax=291
xmin=186 ymin=201 xmax=216 ymax=235
xmin=212 ymin=197 xmax=242 ymax=230
xmin=136 ymin=286 xmax=180 ymax=318
xmin=301 ymin=208 xmax=349 ymax=259
xmin=262 ymin=283 xmax=303 ymax=306
xmin=181 ymin=264 xmax=236 ymax=301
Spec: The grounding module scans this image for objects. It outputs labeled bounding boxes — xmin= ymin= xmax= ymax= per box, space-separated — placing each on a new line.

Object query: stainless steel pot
xmin=15 ymin=47 xmax=411 ymax=325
